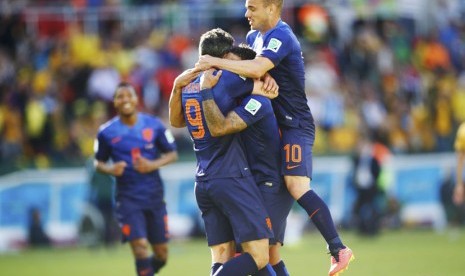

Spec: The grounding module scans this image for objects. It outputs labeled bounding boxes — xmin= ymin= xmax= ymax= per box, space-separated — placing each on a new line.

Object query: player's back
xmin=181 ymin=71 xmax=253 ymax=180
xmin=247 ymin=20 xmax=314 ymax=129
xmin=235 ymin=95 xmax=282 ymax=186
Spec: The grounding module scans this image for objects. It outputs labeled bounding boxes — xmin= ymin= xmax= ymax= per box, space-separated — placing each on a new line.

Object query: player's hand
xmin=261 ymin=73 xmax=279 ymax=94
xmin=133 ymin=156 xmax=154 ymax=174
xmin=200 ymin=69 xmax=222 ymax=90
xmin=174 ymin=68 xmax=201 ymax=89
xmin=453 ymin=183 xmax=465 ymax=205
xmin=112 ymin=161 xmax=127 ymax=177
xmin=195 ymin=55 xmax=217 ymax=71
xmin=252 ymin=78 xmax=278 ymax=99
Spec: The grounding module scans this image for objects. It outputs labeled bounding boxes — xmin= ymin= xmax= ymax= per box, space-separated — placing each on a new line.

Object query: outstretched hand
xmin=200 ymin=69 xmax=223 ymax=90
xmin=112 ymin=161 xmax=127 ymax=177
xmin=133 ymin=156 xmax=154 ymax=174
xmin=252 ymin=74 xmax=279 ymax=99
xmin=195 ymin=55 xmax=218 ymax=71
xmin=252 ymin=79 xmax=279 ymax=99
xmin=174 ymin=68 xmax=202 ymax=89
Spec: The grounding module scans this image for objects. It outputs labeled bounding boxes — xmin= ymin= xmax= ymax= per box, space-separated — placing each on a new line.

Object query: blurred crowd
xmin=0 ymin=0 xmax=465 ymax=174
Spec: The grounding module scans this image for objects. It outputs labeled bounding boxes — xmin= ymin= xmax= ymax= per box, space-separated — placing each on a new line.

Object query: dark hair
xmin=228 ymin=43 xmax=257 ymax=61
xmin=114 ymin=82 xmax=136 ymax=98
xmin=199 ymin=28 xmax=234 ymax=57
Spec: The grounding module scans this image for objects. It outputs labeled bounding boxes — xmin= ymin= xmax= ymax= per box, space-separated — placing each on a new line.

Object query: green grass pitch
xmin=0 ymin=229 xmax=463 ymax=275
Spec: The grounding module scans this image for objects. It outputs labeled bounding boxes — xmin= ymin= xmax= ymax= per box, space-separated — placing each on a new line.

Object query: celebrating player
xmin=200 ymin=44 xmax=294 ymax=276
xmin=170 ymin=28 xmax=276 ymax=276
xmin=94 ymin=83 xmax=178 ymax=276
xmin=195 ymin=1 xmax=354 ymax=275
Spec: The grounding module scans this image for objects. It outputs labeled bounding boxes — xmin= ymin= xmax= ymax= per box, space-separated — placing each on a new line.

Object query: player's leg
xmin=281 ymin=127 xmax=353 ymax=275
xmin=130 ymin=238 xmax=154 ymax=276
xmin=209 ymin=240 xmax=238 ymax=275
xmin=146 ymin=206 xmax=169 ymax=273
xmin=195 ymin=180 xmax=242 ymax=275
xmin=117 ymin=206 xmax=155 ymax=276
xmin=269 ymin=243 xmax=289 ymax=276
xmin=259 ymin=182 xmax=294 ymax=276
xmin=149 ymin=243 xmax=167 ymax=274
xmin=241 ymin=238 xmax=275 ymax=275
xmin=210 ymin=176 xmax=275 ymax=276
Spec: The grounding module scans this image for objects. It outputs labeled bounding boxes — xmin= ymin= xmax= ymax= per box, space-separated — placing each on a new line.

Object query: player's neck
xmin=120 ymin=113 xmax=138 ymax=126
xmin=261 ymin=17 xmax=281 ymax=34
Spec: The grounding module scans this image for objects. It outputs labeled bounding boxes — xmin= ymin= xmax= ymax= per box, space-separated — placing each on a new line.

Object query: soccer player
xmin=200 ymin=45 xmax=294 ymax=276
xmin=453 ymin=122 xmax=465 ymax=205
xmin=170 ymin=28 xmax=276 ymax=276
xmin=94 ymin=83 xmax=178 ymax=276
xmin=195 ymin=1 xmax=354 ymax=275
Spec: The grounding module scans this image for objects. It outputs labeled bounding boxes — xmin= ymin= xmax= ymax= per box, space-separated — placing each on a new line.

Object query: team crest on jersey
xmin=142 ymin=128 xmax=154 ymax=142
xmin=244 ymin=98 xmax=262 ymax=115
xmin=267 ymin=38 xmax=282 ymax=53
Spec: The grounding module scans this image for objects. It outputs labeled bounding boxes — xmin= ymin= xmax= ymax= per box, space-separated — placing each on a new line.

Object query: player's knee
xmin=242 ymin=239 xmax=270 ymax=270
xmin=252 ymin=250 xmax=270 ymax=270
xmin=152 ymin=243 xmax=168 ymax=262
xmin=269 ymin=244 xmax=282 ymax=265
xmin=131 ymin=239 xmax=150 ymax=259
xmin=284 ymin=175 xmax=310 ymax=199
xmin=211 ymin=241 xmax=235 ymax=263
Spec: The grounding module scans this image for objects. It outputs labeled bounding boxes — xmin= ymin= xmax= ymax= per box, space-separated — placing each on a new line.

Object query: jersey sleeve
xmin=154 ymin=120 xmax=177 ymax=153
xmin=215 ymin=70 xmax=254 ymax=98
xmin=259 ymin=28 xmax=292 ymax=66
xmin=455 ymin=123 xmax=465 ymax=151
xmin=94 ymin=131 xmax=111 ymax=162
xmin=234 ymin=95 xmax=274 ymax=126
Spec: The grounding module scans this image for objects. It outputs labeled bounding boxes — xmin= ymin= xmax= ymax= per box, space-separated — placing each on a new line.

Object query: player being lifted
xmin=196 ymin=1 xmax=354 ymax=275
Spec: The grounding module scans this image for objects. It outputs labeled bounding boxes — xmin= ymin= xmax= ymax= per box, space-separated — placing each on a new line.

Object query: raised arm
xmin=169 ymin=68 xmax=201 ymax=128
xmin=196 ymin=55 xmax=274 ymax=79
xmin=200 ymin=69 xmax=247 ymax=137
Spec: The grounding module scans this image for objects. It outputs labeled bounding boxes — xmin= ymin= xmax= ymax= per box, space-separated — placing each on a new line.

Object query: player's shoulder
xmin=242 ymin=95 xmax=273 ymax=113
xmin=139 ymin=112 xmax=164 ymax=126
xmin=246 ymin=29 xmax=260 ymax=40
xmin=268 ymin=20 xmax=295 ymax=41
xmin=98 ymin=116 xmax=119 ymax=133
xmin=219 ymin=70 xmax=249 ymax=83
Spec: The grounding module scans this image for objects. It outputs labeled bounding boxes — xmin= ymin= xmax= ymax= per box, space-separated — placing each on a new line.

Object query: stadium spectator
xmin=453 ymin=121 xmax=465 ymax=205
xmin=94 ymin=82 xmax=178 ymax=276
xmin=351 ymin=133 xmax=388 ymax=235
xmin=195 ymin=1 xmax=353 ymax=275
xmin=27 ymin=207 xmax=51 ymax=247
xmin=170 ymin=28 xmax=276 ymax=276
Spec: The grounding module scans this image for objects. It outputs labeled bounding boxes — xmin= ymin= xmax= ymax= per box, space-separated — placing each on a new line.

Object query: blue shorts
xmin=116 ymin=200 xmax=169 ymax=244
xmin=195 ymin=175 xmax=274 ymax=246
xmin=280 ymin=126 xmax=315 ymax=178
xmin=259 ymin=181 xmax=294 ymax=245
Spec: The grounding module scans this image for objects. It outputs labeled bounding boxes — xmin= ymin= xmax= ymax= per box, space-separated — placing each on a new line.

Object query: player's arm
xmin=93 ymin=135 xmax=127 ymax=177
xmin=133 ymin=151 xmax=178 ymax=174
xmin=94 ymin=160 xmax=127 ymax=177
xmin=199 ymin=69 xmax=247 ymax=137
xmin=169 ymin=68 xmax=201 ymax=128
xmin=202 ymin=92 xmax=247 ymax=137
xmin=196 ymin=55 xmax=274 ymax=80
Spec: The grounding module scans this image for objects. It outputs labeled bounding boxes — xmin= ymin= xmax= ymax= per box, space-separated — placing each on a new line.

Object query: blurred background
xmin=0 ymin=0 xmax=465 ymax=268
